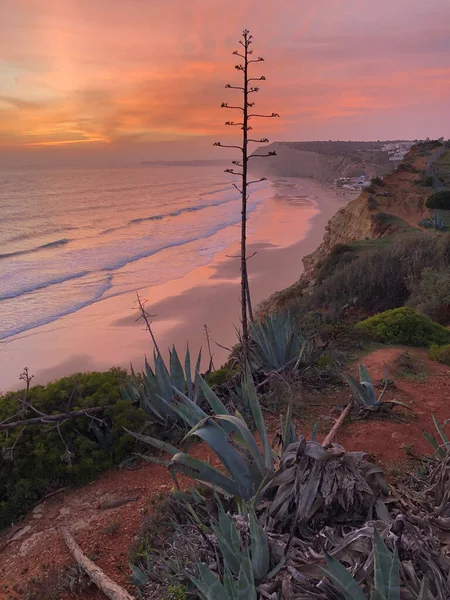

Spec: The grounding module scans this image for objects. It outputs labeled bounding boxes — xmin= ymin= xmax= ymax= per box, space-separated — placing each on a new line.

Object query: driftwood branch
xmin=322 ymin=403 xmax=353 ymax=447
xmin=0 ymin=407 xmax=103 ymax=431
xmin=61 ymin=528 xmax=134 ymax=600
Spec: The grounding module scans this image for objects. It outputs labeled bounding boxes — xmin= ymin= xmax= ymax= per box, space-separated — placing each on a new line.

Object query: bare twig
xmin=203 ymin=324 xmax=215 ymax=371
xmin=135 ymin=292 xmax=161 ymax=356
xmin=0 ymin=407 xmax=104 ymax=431
xmin=322 ymin=403 xmax=353 ymax=447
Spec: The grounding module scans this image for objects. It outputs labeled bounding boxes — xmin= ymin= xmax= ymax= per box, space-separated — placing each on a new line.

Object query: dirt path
xmin=1 ymin=346 xmax=448 ymax=599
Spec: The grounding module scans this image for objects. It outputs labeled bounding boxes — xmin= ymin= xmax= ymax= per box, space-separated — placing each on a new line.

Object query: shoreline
xmin=0 ymin=178 xmax=355 ymax=391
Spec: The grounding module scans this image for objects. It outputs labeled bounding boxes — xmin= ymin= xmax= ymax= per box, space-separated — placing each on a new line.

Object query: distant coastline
xmin=141 ymin=159 xmax=230 ymax=167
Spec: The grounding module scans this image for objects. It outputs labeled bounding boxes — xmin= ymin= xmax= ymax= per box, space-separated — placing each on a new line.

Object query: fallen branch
xmin=0 ymin=407 xmax=103 ymax=431
xmin=33 ymin=487 xmax=69 ymax=508
xmin=322 ymin=403 xmax=352 ymax=447
xmin=61 ymin=528 xmax=134 ymax=600
xmin=98 ymin=495 xmax=140 ymax=510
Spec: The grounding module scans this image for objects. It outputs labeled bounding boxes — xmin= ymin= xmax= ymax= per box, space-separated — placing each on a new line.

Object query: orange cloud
xmin=0 ymin=0 xmax=449 ymax=162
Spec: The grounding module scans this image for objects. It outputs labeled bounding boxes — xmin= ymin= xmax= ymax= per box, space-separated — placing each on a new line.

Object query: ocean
xmin=0 ymin=165 xmax=272 ymax=342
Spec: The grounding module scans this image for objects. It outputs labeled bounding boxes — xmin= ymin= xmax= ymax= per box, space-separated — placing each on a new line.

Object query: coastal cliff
xmin=249 ymin=140 xmax=394 ymax=183
xmin=259 ymin=141 xmax=440 ymax=313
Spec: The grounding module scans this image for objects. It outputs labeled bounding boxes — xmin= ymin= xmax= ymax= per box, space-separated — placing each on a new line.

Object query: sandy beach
xmin=0 ymin=178 xmax=354 ymax=391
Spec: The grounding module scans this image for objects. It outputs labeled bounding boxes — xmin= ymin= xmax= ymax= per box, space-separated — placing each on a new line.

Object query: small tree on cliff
xmin=214 ymin=29 xmax=279 ymax=363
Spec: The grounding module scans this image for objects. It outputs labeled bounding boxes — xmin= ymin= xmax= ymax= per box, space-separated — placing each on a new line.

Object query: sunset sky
xmin=1 ymin=0 xmax=449 ymax=166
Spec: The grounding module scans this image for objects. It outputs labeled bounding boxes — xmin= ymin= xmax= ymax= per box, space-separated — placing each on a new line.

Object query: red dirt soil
xmin=0 ymin=347 xmax=448 ymax=599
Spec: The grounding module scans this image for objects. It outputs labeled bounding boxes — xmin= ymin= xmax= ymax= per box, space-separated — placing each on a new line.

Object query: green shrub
xmin=367 ymin=196 xmax=379 ymax=210
xmin=426 ymin=190 xmax=450 ymax=209
xmin=428 ymin=344 xmax=450 ymax=365
xmin=356 ymin=307 xmax=450 ymax=347
xmin=371 ymin=176 xmax=385 ymax=186
xmin=408 ymin=267 xmax=450 ymax=323
xmin=421 ymin=175 xmax=433 ymax=187
xmin=0 ymin=369 xmax=147 ymax=529
xmin=315 ymin=244 xmax=356 ymax=283
xmin=307 ymin=233 xmax=450 ymax=315
xmin=207 ymin=368 xmax=233 ymax=387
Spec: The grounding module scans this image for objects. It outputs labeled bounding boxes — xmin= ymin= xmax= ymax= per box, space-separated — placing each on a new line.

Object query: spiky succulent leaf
xmin=373 ymin=528 xmax=392 ymax=597
xmin=168 ymin=453 xmax=241 ymax=496
xmin=242 ymin=369 xmax=273 ymax=471
xmin=199 ymin=376 xmax=230 ymax=415
xmin=432 ymin=413 xmax=449 ymax=447
xmin=170 ymin=346 xmax=185 ymax=396
xmin=190 ymin=562 xmax=230 ymax=600
xmin=323 ymin=553 xmax=368 ymax=600
xmin=185 ymin=344 xmax=193 ymax=400
xmin=181 ymin=419 xmax=254 ymax=499
xmin=249 ymin=506 xmax=270 ymax=581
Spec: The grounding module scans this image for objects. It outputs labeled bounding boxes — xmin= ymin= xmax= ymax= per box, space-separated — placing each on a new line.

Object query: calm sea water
xmin=0 ymin=166 xmax=271 ymax=340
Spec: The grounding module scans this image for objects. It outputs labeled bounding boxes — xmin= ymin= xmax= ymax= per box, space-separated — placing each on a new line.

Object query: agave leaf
xmin=282 ymin=397 xmax=296 ymax=453
xmin=154 ymin=350 xmax=172 ymax=402
xmin=422 ymin=430 xmax=443 ymax=457
xmin=214 ymin=415 xmax=265 ymax=472
xmin=311 ymin=423 xmax=319 ymax=442
xmin=243 ymin=369 xmax=273 ymax=471
xmin=416 ymin=577 xmax=429 ymax=600
xmin=123 ymin=428 xmax=179 ymax=455
xmin=169 ymin=452 xmax=240 ymax=496
xmin=238 ymin=548 xmax=257 ymax=599
xmin=387 ymin=548 xmax=400 ymax=600
xmin=190 ymin=562 xmax=229 ymax=600
xmin=432 ymin=414 xmax=449 ymax=447
xmin=249 ymin=506 xmax=269 ymax=582
xmin=170 ymin=346 xmax=185 ymax=396
xmin=214 ymin=504 xmax=241 ymax=575
xmin=199 ymin=376 xmax=230 ymax=415
xmin=359 ymin=362 xmax=372 ymax=385
xmin=168 ymin=387 xmax=209 ymax=426
xmin=185 ymin=344 xmax=193 ymax=400
xmin=323 ymin=553 xmax=368 ymax=600
xmin=370 ymin=591 xmax=387 ymax=600
xmin=193 ymin=348 xmax=202 ymax=404
xmin=343 ymin=372 xmax=370 ymax=408
xmin=129 ymin=563 xmax=150 ymax=588
xmin=360 ymin=382 xmax=377 ymax=406
xmin=181 ymin=420 xmax=254 ymax=499
xmin=223 ymin=567 xmax=239 ymax=600
xmin=373 ymin=529 xmax=392 ymax=598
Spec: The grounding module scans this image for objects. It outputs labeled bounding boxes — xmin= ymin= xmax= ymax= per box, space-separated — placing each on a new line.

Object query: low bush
xmin=428 ymin=344 xmax=450 ymax=365
xmin=356 ymin=307 xmax=450 ymax=347
xmin=0 ymin=369 xmax=147 ymax=529
xmin=305 ymin=232 xmax=450 ymax=316
xmin=315 ymin=243 xmax=356 ymax=283
xmin=421 ymin=175 xmax=434 ymax=187
xmin=426 ymin=190 xmax=450 ymax=209
xmin=408 ymin=267 xmax=450 ymax=324
xmin=367 ymin=196 xmax=379 ymax=210
xmin=371 ymin=176 xmax=385 ymax=186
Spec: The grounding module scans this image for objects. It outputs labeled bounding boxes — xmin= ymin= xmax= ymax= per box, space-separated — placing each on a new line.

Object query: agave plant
xmin=250 ymin=311 xmax=310 ymax=371
xmin=127 ymin=371 xmax=273 ymax=501
xmin=343 ymin=363 xmax=410 ymax=412
xmin=121 ymin=345 xmax=202 ymax=425
xmin=259 ymin=437 xmax=388 ymax=533
xmin=423 ymin=413 xmax=449 ymax=458
xmin=190 ymin=501 xmax=271 ymax=600
xmin=324 ymin=528 xmax=429 ymax=600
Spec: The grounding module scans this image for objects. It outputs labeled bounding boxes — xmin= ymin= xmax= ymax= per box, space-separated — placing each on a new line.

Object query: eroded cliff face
xmin=249 ymin=141 xmax=393 ymax=183
xmin=301 ymin=194 xmax=374 ymax=278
